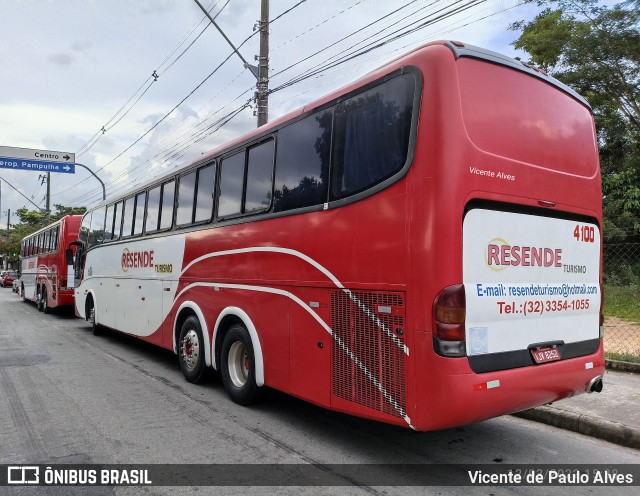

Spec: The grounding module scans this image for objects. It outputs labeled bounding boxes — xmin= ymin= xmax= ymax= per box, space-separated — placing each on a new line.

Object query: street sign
xmin=0 ymin=145 xmax=75 ymax=174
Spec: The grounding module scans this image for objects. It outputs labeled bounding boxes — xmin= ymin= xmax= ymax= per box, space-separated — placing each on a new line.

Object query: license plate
xmin=531 ymin=346 xmax=561 ymax=364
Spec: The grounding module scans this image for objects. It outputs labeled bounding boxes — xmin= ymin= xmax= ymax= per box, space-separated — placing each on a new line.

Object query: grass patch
xmin=604 ymin=284 xmax=640 ymax=323
xmin=605 ymin=351 xmax=640 ymax=364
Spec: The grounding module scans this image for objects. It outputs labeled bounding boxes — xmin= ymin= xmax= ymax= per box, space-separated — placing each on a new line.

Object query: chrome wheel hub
xmin=181 ymin=329 xmax=200 ymax=370
xmin=228 ymin=341 xmax=249 ymax=388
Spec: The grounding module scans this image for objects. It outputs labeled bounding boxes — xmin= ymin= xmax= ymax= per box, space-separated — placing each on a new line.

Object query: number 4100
xmin=574 ymin=224 xmax=595 ymax=243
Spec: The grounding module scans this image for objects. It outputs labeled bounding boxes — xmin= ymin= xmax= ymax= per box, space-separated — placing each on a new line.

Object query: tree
xmin=510 ymin=0 xmax=640 ymax=239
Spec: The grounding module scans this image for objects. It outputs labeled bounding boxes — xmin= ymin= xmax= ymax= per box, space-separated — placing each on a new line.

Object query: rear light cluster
xmin=433 ymin=284 xmax=466 ymax=357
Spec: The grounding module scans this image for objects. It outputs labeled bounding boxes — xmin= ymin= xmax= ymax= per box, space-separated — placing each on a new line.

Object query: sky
xmin=0 ymin=0 xmax=549 ymax=226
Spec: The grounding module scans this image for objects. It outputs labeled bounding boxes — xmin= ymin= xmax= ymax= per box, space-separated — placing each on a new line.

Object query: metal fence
xmin=603 ymin=243 xmax=640 ymax=359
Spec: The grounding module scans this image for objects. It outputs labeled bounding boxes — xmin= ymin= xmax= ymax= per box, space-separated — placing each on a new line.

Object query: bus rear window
xmin=330 ymin=73 xmax=414 ymax=200
xmin=457 ymin=58 xmax=598 ymax=177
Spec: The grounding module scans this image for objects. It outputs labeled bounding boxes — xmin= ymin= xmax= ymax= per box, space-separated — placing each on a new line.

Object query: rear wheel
xmin=221 ymin=324 xmax=260 ymax=405
xmin=178 ymin=316 xmax=206 ymax=383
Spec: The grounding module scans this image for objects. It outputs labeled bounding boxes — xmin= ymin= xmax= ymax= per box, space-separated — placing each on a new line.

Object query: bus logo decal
xmin=485 ymin=238 xmax=562 ymax=271
xmin=121 ymin=248 xmax=155 ymax=272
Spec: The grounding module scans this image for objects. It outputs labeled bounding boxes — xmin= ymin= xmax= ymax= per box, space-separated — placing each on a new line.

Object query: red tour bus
xmin=72 ymin=41 xmax=603 ymax=431
xmin=20 ymin=215 xmax=82 ymax=313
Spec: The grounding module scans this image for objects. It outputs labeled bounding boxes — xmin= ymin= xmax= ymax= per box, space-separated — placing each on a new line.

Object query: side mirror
xmin=66 ymin=248 xmax=74 ymax=265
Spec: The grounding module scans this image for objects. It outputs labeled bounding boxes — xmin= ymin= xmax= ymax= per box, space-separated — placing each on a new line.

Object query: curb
xmin=512 ymin=405 xmax=640 ymax=451
xmin=606 ymin=359 xmax=640 ymax=374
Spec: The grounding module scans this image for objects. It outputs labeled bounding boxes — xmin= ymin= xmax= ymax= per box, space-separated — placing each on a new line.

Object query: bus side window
xmin=273 ymin=111 xmax=331 ymax=212
xmin=195 ymin=164 xmax=215 ymax=223
xmin=218 ymin=151 xmax=245 ymax=218
xmin=52 ymin=226 xmax=59 ymax=251
xmin=330 ymin=74 xmax=414 ymax=200
xmin=176 ymin=171 xmax=197 ymax=226
xmin=132 ymin=192 xmax=146 ymax=236
xmin=146 ymin=185 xmax=162 ymax=233
xmin=112 ymin=201 xmax=123 ymax=240
xmin=43 ymin=230 xmax=50 ymax=253
xmin=79 ymin=212 xmax=92 ymax=246
xmin=104 ymin=204 xmax=114 ymax=241
xmin=159 ymin=180 xmax=175 ymax=230
xmin=245 ymin=140 xmax=275 ymax=213
xmin=89 ymin=207 xmax=106 ymax=248
xmin=121 ymin=197 xmax=135 ymax=238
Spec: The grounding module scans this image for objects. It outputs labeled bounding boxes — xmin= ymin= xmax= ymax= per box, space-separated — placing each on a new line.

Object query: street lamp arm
xmin=75 ymin=163 xmax=106 ymax=201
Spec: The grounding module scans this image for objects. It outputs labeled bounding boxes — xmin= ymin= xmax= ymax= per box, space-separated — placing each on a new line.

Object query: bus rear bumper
xmin=410 ymin=339 xmax=605 ymax=431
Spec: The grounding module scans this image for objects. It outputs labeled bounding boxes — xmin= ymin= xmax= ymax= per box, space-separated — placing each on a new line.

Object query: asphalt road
xmin=0 ymin=288 xmax=638 ymax=496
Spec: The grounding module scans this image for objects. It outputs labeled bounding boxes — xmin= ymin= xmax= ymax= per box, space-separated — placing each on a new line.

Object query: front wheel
xmin=221 ymin=324 xmax=261 ymax=405
xmin=88 ymin=299 xmax=102 ymax=336
xmin=36 ymin=287 xmax=43 ymax=312
xmin=42 ymin=287 xmax=50 ymax=314
xmin=178 ymin=316 xmax=206 ymax=383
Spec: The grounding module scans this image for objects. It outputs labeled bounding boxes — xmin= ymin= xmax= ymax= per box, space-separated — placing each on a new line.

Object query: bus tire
xmin=178 ymin=316 xmax=206 ymax=384
xmin=221 ymin=323 xmax=261 ymax=405
xmin=87 ymin=298 xmax=102 ymax=336
xmin=42 ymin=287 xmax=50 ymax=314
xmin=36 ymin=286 xmax=43 ymax=312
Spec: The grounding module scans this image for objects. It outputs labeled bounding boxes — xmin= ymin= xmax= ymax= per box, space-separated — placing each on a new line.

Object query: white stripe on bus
xmin=179 ymin=246 xmax=409 ymax=356
xmin=174 ymin=281 xmax=412 ymax=427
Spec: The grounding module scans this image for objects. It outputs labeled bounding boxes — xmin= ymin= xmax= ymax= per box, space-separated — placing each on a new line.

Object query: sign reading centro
xmin=121 ymin=248 xmax=154 ymax=272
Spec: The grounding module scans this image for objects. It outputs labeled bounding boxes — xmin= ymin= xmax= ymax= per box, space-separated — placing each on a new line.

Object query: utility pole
xmin=6 ymin=209 xmax=10 ymax=234
xmin=257 ymin=0 xmax=269 ymax=127
xmin=192 ymin=0 xmax=269 ymax=128
xmin=45 ymin=172 xmax=51 ymax=221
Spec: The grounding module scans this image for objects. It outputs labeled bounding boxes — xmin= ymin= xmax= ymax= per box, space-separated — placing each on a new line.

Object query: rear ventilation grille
xmin=331 ymin=290 xmax=406 ymax=418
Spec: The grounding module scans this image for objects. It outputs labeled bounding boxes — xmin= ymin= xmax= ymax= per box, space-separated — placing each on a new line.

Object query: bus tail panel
xmin=412 ymin=331 xmax=604 ymax=431
xmin=462 ymin=207 xmax=601 ymax=371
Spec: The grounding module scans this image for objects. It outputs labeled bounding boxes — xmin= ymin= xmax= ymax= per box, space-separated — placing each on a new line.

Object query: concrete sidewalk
xmin=513 ymin=364 xmax=640 ymax=450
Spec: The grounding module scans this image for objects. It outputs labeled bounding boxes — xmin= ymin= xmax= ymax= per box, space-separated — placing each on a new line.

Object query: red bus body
xmin=74 ymin=42 xmax=604 ymax=431
xmin=21 ymin=215 xmax=82 ymax=310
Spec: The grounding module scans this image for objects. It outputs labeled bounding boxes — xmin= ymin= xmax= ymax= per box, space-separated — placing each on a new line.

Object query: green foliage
xmin=510 ymin=0 xmax=640 ymax=241
xmin=0 ymin=205 xmax=86 ymax=265
xmin=604 ymin=351 xmax=640 ymax=364
xmin=605 ymin=284 xmax=640 ymax=324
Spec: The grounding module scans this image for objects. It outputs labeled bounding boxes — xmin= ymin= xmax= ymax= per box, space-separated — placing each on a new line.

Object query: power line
xmin=271 ymin=0 xmax=361 ymax=52
xmin=271 ymin=1 xmax=485 ymax=93
xmin=75 ymin=0 xmax=230 ymax=159
xmin=58 ymin=0 xmax=491 ymax=207
xmin=67 ymin=98 xmax=254 ymax=206
xmin=268 ymin=1 xmax=525 ymax=119
xmin=269 ymin=0 xmax=421 ymax=82
xmin=72 ymin=88 xmax=255 ymax=205
xmin=56 ymin=1 xmax=310 ymax=205
xmin=0 ymin=176 xmax=44 ymax=211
